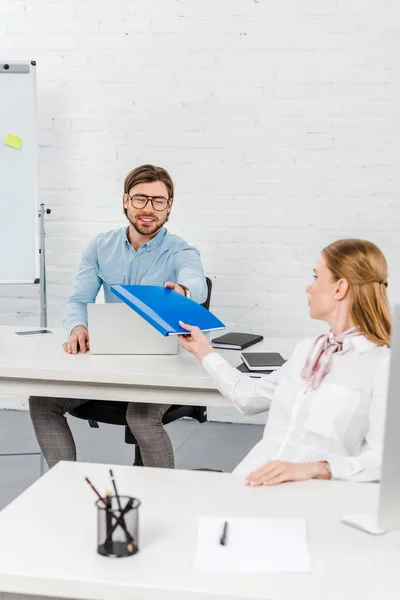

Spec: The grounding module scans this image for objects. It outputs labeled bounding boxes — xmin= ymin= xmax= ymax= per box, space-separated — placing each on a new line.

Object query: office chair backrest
xmin=201 ymin=277 xmax=212 ymax=310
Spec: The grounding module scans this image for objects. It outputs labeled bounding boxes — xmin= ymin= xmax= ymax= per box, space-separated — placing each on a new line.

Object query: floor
xmin=0 ymin=409 xmax=263 ymax=510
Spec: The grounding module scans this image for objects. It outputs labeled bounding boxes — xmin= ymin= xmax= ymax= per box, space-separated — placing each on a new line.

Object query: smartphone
xmin=15 ymin=329 xmax=53 ymax=336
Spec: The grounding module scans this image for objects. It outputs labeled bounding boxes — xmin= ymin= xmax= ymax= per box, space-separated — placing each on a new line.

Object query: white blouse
xmin=202 ymin=336 xmax=390 ymax=482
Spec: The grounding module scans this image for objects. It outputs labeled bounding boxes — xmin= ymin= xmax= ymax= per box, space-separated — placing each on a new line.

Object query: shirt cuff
xmin=325 ymin=457 xmax=348 ymax=480
xmin=177 ymin=277 xmax=207 ymax=305
xmin=65 ymin=320 xmax=87 ymax=337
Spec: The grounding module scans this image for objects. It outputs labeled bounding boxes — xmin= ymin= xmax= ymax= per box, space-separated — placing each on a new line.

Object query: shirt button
xmin=134 ymin=256 xmax=139 ymax=260
xmin=107 ymin=279 xmax=110 ymax=282
xmin=131 ymin=280 xmax=135 ymax=284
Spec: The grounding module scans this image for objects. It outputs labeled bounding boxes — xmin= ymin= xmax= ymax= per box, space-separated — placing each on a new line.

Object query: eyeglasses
xmin=128 ymin=194 xmax=170 ymax=211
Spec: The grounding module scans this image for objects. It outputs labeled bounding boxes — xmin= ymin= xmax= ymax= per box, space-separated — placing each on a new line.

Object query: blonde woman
xmin=179 ymin=239 xmax=391 ymax=485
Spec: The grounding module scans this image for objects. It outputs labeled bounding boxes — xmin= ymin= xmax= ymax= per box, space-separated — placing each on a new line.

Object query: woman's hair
xmin=322 ymin=239 xmax=391 ymax=346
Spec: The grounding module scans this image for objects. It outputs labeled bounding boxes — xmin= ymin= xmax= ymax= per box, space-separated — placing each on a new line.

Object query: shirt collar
xmin=124 ymin=226 xmax=167 ymax=252
xmin=342 ymin=334 xmax=381 ymax=354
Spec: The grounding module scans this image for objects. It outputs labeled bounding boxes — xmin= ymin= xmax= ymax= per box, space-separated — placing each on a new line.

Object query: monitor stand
xmin=340 ymin=513 xmax=388 ymax=535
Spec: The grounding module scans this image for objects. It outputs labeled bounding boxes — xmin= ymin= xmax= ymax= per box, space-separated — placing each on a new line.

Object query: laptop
xmin=341 ymin=304 xmax=400 ymax=535
xmin=87 ymin=303 xmax=178 ymax=355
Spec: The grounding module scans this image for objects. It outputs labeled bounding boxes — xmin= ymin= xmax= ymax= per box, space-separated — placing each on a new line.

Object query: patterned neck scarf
xmin=301 ymin=327 xmax=359 ymax=390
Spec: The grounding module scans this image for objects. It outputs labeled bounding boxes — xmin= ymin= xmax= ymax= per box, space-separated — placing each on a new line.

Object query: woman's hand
xmin=245 ymin=460 xmax=331 ymax=486
xmin=178 ymin=321 xmax=216 ymax=361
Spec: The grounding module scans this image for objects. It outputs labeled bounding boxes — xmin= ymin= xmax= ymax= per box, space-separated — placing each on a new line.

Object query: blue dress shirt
xmin=64 ymin=227 xmax=207 ymax=335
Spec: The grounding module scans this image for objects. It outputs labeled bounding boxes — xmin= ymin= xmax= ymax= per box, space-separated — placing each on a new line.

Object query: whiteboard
xmin=0 ymin=61 xmax=38 ymax=283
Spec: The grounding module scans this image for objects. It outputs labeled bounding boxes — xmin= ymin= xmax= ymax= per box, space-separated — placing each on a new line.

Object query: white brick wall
xmin=1 ymin=0 xmax=400 ymax=422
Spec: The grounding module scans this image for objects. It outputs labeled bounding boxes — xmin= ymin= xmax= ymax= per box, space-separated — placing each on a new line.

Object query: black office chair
xmin=69 ymin=277 xmax=213 ymax=466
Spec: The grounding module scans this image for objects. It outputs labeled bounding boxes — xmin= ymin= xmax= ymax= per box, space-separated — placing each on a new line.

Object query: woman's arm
xmin=178 ymin=322 xmax=288 ymax=416
xmin=202 ymin=352 xmax=282 ymax=415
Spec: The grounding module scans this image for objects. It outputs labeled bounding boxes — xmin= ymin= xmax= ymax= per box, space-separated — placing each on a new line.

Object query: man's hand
xmin=178 ymin=322 xmax=215 ymax=361
xmin=63 ymin=325 xmax=90 ymax=355
xmin=165 ymin=281 xmax=187 ymax=296
xmin=245 ymin=460 xmax=331 ymax=487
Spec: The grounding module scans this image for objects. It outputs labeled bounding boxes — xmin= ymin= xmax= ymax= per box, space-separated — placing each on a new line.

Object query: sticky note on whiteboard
xmin=4 ymin=133 xmax=23 ymax=150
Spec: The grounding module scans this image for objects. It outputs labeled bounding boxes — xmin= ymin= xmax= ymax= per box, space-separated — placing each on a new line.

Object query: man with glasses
xmin=29 ymin=164 xmax=207 ymax=470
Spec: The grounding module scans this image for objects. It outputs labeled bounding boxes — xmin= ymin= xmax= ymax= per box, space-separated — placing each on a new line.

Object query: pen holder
xmin=96 ymin=495 xmax=140 ymax=557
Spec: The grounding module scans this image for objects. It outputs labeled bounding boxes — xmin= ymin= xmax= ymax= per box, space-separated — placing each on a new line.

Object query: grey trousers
xmin=29 ymin=397 xmax=174 ymax=469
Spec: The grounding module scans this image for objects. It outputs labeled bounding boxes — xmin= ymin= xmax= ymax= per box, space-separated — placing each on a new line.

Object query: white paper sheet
xmin=194 ymin=516 xmax=311 ymax=573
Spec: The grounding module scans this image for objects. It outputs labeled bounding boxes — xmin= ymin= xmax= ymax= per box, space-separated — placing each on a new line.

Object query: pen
xmin=109 ymin=469 xmax=122 ymax=511
xmin=105 ymin=491 xmax=114 ymax=553
xmin=109 ymin=469 xmax=136 ymax=551
xmin=219 ymin=520 xmax=228 ymax=546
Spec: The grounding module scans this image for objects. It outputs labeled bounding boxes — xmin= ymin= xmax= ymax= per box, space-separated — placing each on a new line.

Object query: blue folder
xmin=110 ymin=285 xmax=225 ymax=337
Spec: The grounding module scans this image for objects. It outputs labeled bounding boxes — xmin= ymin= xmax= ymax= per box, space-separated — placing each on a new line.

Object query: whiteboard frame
xmin=0 ymin=60 xmax=39 ymax=284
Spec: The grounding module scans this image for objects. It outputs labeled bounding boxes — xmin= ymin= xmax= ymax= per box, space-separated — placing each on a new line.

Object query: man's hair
xmin=123 ymin=164 xmax=174 ymax=217
xmin=323 ymin=238 xmax=391 ymax=346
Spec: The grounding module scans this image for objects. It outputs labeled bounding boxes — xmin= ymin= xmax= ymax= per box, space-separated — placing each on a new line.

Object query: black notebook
xmin=236 ymin=362 xmax=273 ymax=378
xmin=241 ymin=352 xmax=285 ymax=371
xmin=211 ymin=332 xmax=264 ymax=350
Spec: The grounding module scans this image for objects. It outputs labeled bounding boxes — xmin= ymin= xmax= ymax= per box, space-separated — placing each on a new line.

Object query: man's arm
xmin=63 ymin=237 xmax=102 ymax=336
xmin=173 ymin=246 xmax=207 ymax=304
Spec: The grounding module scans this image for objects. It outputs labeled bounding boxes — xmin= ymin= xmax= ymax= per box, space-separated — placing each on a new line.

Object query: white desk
xmin=0 ymin=462 xmax=398 ymax=600
xmin=0 ymin=326 xmax=298 ymax=407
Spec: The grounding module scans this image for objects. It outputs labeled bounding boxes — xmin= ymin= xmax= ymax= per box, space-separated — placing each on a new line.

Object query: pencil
xmin=85 ymin=477 xmax=107 ymax=507
xmin=85 ymin=477 xmax=118 ymax=519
